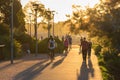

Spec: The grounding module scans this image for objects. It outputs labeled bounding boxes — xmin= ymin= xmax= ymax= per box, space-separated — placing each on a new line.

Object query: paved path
xmin=0 ymin=45 xmax=102 ymax=80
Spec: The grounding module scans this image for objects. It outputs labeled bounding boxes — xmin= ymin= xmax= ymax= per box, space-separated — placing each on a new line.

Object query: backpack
xmin=50 ymin=41 xmax=54 ymax=47
xmin=49 ymin=40 xmax=55 ymax=48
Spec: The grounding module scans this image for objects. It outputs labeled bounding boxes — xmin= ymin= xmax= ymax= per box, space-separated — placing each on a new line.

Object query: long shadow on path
xmin=13 ymin=60 xmax=51 ymax=80
xmin=88 ymin=59 xmax=94 ymax=78
xmin=51 ymin=55 xmax=66 ymax=69
xmin=77 ymin=59 xmax=94 ymax=80
xmin=0 ymin=54 xmax=48 ymax=71
xmin=0 ymin=60 xmax=24 ymax=71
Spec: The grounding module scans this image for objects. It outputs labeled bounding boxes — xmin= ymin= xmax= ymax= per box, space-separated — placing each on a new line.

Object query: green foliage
xmin=16 ymin=9 xmax=26 ymax=31
xmin=14 ymin=32 xmax=35 ymax=53
xmin=0 ymin=0 xmax=11 ymax=24
xmin=0 ymin=36 xmax=22 ymax=60
xmin=94 ymin=44 xmax=102 ymax=56
xmin=38 ymin=38 xmax=49 ymax=53
xmin=100 ymin=66 xmax=110 ymax=80
xmin=0 ymin=0 xmax=26 ymax=33
xmin=0 ymin=23 xmax=22 ymax=60
xmin=38 ymin=38 xmax=64 ymax=53
xmin=97 ymin=52 xmax=114 ymax=80
xmin=97 ymin=48 xmax=120 ymax=80
xmin=103 ymin=53 xmax=120 ymax=80
xmin=14 ymin=40 xmax=22 ymax=57
xmin=54 ymin=37 xmax=64 ymax=53
xmin=0 ymin=23 xmax=9 ymax=36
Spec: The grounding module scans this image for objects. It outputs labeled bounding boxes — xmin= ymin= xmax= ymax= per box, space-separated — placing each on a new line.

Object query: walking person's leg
xmin=84 ymin=50 xmax=87 ymax=62
xmin=82 ymin=50 xmax=85 ymax=62
xmin=65 ymin=47 xmax=68 ymax=56
xmin=51 ymin=50 xmax=53 ymax=59
xmin=88 ymin=49 xmax=91 ymax=58
xmin=66 ymin=46 xmax=68 ymax=55
xmin=50 ymin=49 xmax=53 ymax=61
xmin=82 ymin=50 xmax=87 ymax=62
xmin=50 ymin=50 xmax=54 ymax=62
xmin=70 ymin=44 xmax=72 ymax=50
xmin=65 ymin=48 xmax=67 ymax=55
xmin=69 ymin=44 xmax=71 ymax=51
xmin=90 ymin=49 xmax=91 ymax=57
xmin=52 ymin=49 xmax=55 ymax=59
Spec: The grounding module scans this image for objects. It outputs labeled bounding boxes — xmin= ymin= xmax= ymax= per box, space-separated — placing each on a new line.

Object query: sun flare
xmin=21 ymin=0 xmax=100 ymax=22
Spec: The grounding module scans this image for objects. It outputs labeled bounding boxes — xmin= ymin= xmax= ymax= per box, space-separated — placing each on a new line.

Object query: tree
xmin=0 ymin=0 xmax=25 ymax=31
xmin=23 ymin=1 xmax=53 ymax=37
xmin=23 ymin=1 xmax=45 ymax=23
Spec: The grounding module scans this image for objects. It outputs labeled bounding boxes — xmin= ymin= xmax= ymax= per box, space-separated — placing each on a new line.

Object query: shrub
xmin=98 ymin=49 xmax=120 ymax=80
xmin=0 ymin=36 xmax=22 ymax=60
xmin=14 ymin=40 xmax=22 ymax=58
xmin=14 ymin=33 xmax=35 ymax=53
xmin=0 ymin=23 xmax=9 ymax=35
xmin=38 ymin=37 xmax=64 ymax=53
xmin=94 ymin=44 xmax=102 ymax=56
xmin=0 ymin=23 xmax=22 ymax=60
xmin=105 ymin=55 xmax=120 ymax=80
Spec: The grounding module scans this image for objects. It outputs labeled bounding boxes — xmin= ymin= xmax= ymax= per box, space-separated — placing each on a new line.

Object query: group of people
xmin=48 ymin=35 xmax=92 ymax=63
xmin=80 ymin=37 xmax=92 ymax=62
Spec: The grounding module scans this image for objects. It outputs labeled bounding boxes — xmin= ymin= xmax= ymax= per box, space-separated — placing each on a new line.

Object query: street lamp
xmin=46 ymin=9 xmax=55 ymax=38
xmin=46 ymin=8 xmax=51 ymax=38
xmin=33 ymin=3 xmax=39 ymax=56
xmin=10 ymin=0 xmax=14 ymax=64
xmin=51 ymin=11 xmax=55 ymax=37
xmin=29 ymin=13 xmax=32 ymax=36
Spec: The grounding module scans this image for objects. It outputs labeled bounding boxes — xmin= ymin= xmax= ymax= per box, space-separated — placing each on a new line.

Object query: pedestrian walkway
xmin=34 ymin=45 xmax=103 ymax=80
xmin=0 ymin=45 xmax=103 ymax=80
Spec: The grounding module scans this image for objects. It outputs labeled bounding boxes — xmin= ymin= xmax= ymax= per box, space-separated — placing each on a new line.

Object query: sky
xmin=20 ymin=0 xmax=100 ymax=22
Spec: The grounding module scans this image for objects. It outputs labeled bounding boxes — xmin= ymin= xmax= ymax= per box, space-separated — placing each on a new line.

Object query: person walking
xmin=87 ymin=39 xmax=92 ymax=58
xmin=48 ymin=36 xmax=56 ymax=61
xmin=68 ymin=35 xmax=72 ymax=50
xmin=79 ymin=37 xmax=83 ymax=54
xmin=64 ymin=37 xmax=69 ymax=56
xmin=80 ymin=37 xmax=88 ymax=62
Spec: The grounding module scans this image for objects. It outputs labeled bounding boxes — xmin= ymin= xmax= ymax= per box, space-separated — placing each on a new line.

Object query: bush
xmin=0 ymin=36 xmax=22 ymax=60
xmin=105 ymin=55 xmax=120 ymax=80
xmin=0 ymin=23 xmax=22 ymax=60
xmin=98 ymin=49 xmax=120 ymax=80
xmin=94 ymin=44 xmax=102 ymax=56
xmin=0 ymin=23 xmax=9 ymax=35
xmin=14 ymin=40 xmax=22 ymax=58
xmin=38 ymin=37 xmax=64 ymax=53
xmin=14 ymin=33 xmax=35 ymax=53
